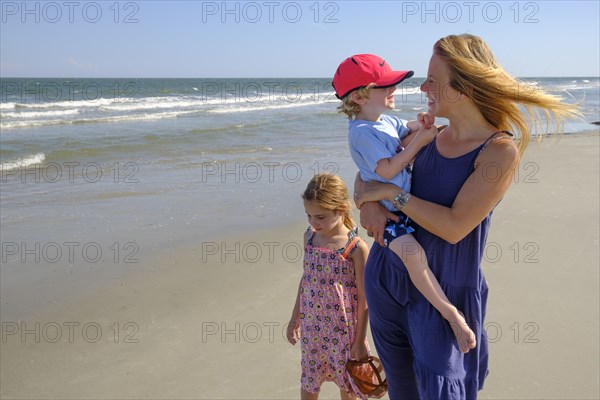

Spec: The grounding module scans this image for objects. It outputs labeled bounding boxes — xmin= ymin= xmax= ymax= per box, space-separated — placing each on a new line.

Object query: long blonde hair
xmin=302 ymin=173 xmax=354 ymax=230
xmin=434 ymin=34 xmax=582 ymax=153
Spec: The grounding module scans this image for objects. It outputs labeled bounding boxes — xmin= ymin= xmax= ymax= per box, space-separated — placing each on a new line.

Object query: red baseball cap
xmin=332 ymin=54 xmax=414 ymax=99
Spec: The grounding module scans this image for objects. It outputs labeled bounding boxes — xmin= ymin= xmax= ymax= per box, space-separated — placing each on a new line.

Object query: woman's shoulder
xmin=476 ymin=131 xmax=520 ymax=167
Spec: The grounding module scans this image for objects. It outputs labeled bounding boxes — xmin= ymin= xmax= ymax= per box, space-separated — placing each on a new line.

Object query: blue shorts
xmin=383 ymin=212 xmax=414 ymax=247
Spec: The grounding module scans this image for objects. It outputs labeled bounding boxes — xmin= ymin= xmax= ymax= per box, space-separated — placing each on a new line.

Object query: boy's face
xmin=351 ymin=86 xmax=397 ymax=120
xmin=363 ymin=86 xmax=397 ymax=114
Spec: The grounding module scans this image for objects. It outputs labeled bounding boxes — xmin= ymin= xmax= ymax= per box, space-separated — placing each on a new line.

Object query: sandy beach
xmin=1 ymin=131 xmax=598 ymax=399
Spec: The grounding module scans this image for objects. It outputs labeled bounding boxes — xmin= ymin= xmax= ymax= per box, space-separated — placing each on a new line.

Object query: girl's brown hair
xmin=302 ymin=173 xmax=354 ymax=230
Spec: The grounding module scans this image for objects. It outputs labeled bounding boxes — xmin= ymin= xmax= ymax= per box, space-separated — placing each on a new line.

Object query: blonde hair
xmin=302 ymin=173 xmax=354 ymax=230
xmin=434 ymin=34 xmax=582 ymax=153
xmin=337 ymin=84 xmax=376 ymax=119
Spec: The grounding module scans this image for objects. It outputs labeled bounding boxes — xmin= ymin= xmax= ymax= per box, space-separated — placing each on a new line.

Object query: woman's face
xmin=420 ymin=53 xmax=462 ymax=118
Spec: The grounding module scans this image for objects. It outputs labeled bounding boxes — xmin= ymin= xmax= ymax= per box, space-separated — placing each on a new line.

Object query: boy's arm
xmin=376 ymin=115 xmax=436 ymax=180
xmin=402 ymin=120 xmax=420 ymax=147
xmin=406 ymin=119 xmax=420 ymax=133
xmin=374 ymin=134 xmax=426 ymax=180
xmin=402 ymin=113 xmax=435 ymax=147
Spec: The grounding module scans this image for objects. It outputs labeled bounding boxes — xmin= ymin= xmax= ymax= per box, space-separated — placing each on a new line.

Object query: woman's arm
xmin=353 ymin=172 xmax=400 ymax=246
xmin=357 ymin=140 xmax=519 ymax=244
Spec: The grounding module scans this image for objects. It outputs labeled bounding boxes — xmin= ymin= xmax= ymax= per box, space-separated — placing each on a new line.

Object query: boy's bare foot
xmin=448 ymin=311 xmax=476 ymax=353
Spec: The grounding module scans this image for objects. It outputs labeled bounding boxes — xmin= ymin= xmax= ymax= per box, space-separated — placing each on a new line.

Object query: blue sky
xmin=1 ymin=0 xmax=599 ymax=78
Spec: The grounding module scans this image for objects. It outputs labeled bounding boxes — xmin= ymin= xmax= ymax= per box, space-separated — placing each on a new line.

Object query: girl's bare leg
xmin=340 ymin=388 xmax=357 ymax=400
xmin=301 ymin=388 xmax=319 ymax=400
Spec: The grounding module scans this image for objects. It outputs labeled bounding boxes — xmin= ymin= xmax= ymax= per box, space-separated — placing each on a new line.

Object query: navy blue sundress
xmin=364 ymin=131 xmax=512 ymax=399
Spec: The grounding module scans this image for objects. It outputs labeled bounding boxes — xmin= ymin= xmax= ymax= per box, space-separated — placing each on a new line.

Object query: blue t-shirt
xmin=348 ymin=114 xmax=411 ymax=211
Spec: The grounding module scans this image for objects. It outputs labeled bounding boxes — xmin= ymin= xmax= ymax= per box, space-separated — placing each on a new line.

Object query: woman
xmin=354 ymin=34 xmax=580 ymax=399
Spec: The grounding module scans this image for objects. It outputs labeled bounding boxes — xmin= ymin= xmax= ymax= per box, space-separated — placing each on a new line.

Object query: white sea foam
xmin=206 ymin=100 xmax=321 ymax=114
xmin=0 ymin=102 xmax=17 ymax=110
xmin=0 ymin=110 xmax=199 ymax=129
xmin=13 ymin=98 xmax=116 ymax=110
xmin=1 ymin=153 xmax=46 ymax=172
xmin=99 ymin=96 xmax=221 ymax=112
xmin=2 ymin=109 xmax=80 ymax=119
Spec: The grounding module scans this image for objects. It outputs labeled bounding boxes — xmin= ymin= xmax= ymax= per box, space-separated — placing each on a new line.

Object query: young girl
xmin=287 ymin=173 xmax=370 ymax=400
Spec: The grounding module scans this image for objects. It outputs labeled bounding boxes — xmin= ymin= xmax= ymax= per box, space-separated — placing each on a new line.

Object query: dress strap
xmin=306 ymin=226 xmax=316 ymax=246
xmin=475 ymin=130 xmax=514 ymax=160
xmin=341 ymin=228 xmax=361 ymax=259
xmin=481 ymin=130 xmax=513 ymax=150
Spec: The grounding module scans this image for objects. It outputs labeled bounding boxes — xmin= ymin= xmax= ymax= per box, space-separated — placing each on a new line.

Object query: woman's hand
xmin=354 ymin=178 xmax=401 ymax=209
xmin=359 ymin=202 xmax=399 ymax=246
xmin=354 ymin=173 xmax=403 ymax=245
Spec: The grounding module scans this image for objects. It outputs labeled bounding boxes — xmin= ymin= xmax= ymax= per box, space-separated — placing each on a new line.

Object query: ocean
xmin=0 ymin=77 xmax=598 ymax=297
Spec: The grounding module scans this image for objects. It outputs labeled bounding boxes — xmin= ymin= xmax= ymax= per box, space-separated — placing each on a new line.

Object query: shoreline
xmin=1 ymin=130 xmax=598 ymax=399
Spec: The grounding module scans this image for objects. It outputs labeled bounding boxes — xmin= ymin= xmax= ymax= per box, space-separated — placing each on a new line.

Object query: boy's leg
xmin=388 ymin=234 xmax=427 ymax=269
xmin=388 ymin=234 xmax=477 ymax=353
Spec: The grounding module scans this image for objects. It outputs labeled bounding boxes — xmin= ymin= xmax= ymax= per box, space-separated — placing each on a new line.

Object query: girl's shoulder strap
xmin=341 ymin=228 xmax=362 ymax=259
xmin=305 ymin=226 xmax=315 ymax=245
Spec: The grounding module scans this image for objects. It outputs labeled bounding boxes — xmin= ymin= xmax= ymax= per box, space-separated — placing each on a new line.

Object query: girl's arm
xmin=286 ymin=279 xmax=302 ymax=345
xmin=357 ymin=139 xmax=519 ymax=244
xmin=349 ymin=239 xmax=370 ymax=361
xmin=287 ymin=230 xmax=310 ymax=345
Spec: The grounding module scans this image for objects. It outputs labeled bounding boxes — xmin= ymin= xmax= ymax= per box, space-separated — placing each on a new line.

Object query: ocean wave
xmin=12 ymin=97 xmax=117 ymax=110
xmin=0 ymin=153 xmax=45 ymax=172
xmin=1 ymin=109 xmax=80 ymax=119
xmin=98 ymin=96 xmax=224 ymax=112
xmin=0 ymin=102 xmax=16 ymax=110
xmin=0 ymin=110 xmax=199 ymax=129
xmin=207 ymin=100 xmax=321 ymax=114
xmin=521 ymin=79 xmax=599 ymax=92
xmin=1 ymin=91 xmax=340 ymax=119
xmin=188 ymin=122 xmax=263 ymax=135
xmin=0 ymin=119 xmax=67 ymax=129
